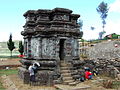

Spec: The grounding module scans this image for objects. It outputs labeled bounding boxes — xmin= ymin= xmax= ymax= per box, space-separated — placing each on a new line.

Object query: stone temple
xmin=19 ymin=8 xmax=82 ymax=85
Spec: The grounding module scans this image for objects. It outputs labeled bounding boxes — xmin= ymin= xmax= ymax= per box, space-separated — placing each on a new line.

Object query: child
xmin=28 ymin=62 xmax=40 ymax=82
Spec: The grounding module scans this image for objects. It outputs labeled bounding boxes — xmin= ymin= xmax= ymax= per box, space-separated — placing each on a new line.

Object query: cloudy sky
xmin=0 ymin=0 xmax=119 ymax=42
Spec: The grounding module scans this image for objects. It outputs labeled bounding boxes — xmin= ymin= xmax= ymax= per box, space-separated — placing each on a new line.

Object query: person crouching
xmin=85 ymin=67 xmax=93 ymax=80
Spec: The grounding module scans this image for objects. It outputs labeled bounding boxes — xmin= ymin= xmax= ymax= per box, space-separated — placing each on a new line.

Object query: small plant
xmin=0 ymin=81 xmax=5 ymax=90
xmin=103 ymin=80 xmax=113 ymax=88
xmin=112 ymin=81 xmax=120 ymax=89
xmin=80 ymin=54 xmax=88 ymax=59
xmin=18 ymin=41 xmax=24 ymax=57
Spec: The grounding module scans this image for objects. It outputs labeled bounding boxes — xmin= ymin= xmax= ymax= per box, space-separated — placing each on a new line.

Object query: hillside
xmin=87 ymin=40 xmax=120 ymax=59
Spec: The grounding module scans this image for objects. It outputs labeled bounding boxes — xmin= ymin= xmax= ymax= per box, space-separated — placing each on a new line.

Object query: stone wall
xmin=78 ymin=40 xmax=120 ymax=78
xmin=71 ymin=58 xmax=120 ymax=79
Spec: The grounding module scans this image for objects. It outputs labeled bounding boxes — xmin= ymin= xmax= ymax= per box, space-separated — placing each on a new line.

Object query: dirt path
xmin=0 ymin=58 xmax=21 ymax=69
xmin=1 ymin=74 xmax=119 ymax=90
xmin=0 ymin=59 xmax=119 ymax=90
xmin=1 ymin=74 xmax=56 ymax=90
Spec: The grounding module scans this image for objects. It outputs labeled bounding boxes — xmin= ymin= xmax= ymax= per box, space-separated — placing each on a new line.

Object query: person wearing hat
xmin=28 ymin=62 xmax=40 ymax=82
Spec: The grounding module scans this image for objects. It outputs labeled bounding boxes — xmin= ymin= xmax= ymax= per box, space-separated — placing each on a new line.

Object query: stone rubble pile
xmin=72 ymin=58 xmax=120 ymax=79
xmin=80 ymin=40 xmax=120 ymax=79
xmin=87 ymin=40 xmax=120 ymax=59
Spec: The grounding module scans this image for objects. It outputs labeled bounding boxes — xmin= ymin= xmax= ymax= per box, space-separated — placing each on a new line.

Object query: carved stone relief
xmin=24 ymin=39 xmax=28 ymax=57
xmin=31 ymin=38 xmax=40 ymax=58
xmin=41 ymin=38 xmax=57 ymax=59
xmin=71 ymin=39 xmax=79 ymax=57
xmin=65 ymin=39 xmax=72 ymax=56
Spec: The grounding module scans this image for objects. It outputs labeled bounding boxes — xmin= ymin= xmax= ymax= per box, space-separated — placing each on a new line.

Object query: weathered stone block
xmin=18 ymin=67 xmax=30 ymax=84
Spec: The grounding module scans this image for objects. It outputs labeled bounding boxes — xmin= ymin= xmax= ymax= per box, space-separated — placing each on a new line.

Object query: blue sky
xmin=0 ymin=0 xmax=119 ymax=41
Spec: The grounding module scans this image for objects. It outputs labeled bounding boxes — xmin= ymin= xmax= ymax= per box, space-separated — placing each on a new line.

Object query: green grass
xmin=0 ymin=41 xmax=21 ymax=90
xmin=0 ymin=69 xmax=18 ymax=76
xmin=112 ymin=81 xmax=120 ymax=89
xmin=0 ymin=55 xmax=20 ymax=59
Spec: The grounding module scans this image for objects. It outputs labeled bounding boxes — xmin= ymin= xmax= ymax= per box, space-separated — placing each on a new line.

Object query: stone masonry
xmin=18 ymin=8 xmax=82 ymax=85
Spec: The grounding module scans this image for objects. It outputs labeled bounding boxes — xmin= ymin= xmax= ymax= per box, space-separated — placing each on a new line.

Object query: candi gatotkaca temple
xmin=18 ymin=8 xmax=83 ymax=86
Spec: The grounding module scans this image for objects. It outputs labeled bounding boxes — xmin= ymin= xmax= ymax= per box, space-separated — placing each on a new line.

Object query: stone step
xmin=71 ymin=70 xmax=78 ymax=75
xmin=63 ymin=80 xmax=74 ymax=84
xmin=61 ymin=65 xmax=69 ymax=67
xmin=61 ymin=66 xmax=75 ymax=70
xmin=60 ymin=63 xmax=71 ymax=67
xmin=61 ymin=70 xmax=70 ymax=73
xmin=61 ymin=73 xmax=71 ymax=77
xmin=63 ymin=77 xmax=73 ymax=81
xmin=68 ymin=81 xmax=78 ymax=86
xmin=61 ymin=67 xmax=70 ymax=70
xmin=73 ymin=75 xmax=80 ymax=79
xmin=53 ymin=80 xmax=62 ymax=84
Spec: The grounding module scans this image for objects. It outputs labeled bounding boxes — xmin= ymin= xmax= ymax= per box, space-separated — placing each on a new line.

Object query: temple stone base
xmin=18 ymin=67 xmax=55 ymax=85
xmin=18 ymin=67 xmax=30 ymax=84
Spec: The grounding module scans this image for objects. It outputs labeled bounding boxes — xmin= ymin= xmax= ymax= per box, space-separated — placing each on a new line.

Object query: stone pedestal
xmin=18 ymin=67 xmax=55 ymax=85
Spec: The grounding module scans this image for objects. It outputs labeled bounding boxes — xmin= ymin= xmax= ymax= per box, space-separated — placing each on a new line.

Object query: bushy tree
xmin=96 ymin=1 xmax=109 ymax=31
xmin=18 ymin=41 xmax=24 ymax=55
xmin=90 ymin=26 xmax=95 ymax=30
xmin=78 ymin=19 xmax=83 ymax=30
xmin=7 ymin=34 xmax=15 ymax=57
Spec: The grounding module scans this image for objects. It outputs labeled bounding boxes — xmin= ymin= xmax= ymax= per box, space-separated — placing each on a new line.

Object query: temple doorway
xmin=59 ymin=39 xmax=65 ymax=60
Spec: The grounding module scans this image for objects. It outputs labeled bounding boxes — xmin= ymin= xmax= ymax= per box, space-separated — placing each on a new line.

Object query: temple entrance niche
xmin=59 ymin=39 xmax=65 ymax=60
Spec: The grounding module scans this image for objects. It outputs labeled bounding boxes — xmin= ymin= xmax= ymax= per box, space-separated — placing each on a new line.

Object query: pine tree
xmin=18 ymin=41 xmax=24 ymax=55
xmin=7 ymin=34 xmax=15 ymax=57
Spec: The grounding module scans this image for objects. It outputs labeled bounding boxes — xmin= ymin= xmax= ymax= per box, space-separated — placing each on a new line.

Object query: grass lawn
xmin=0 ymin=69 xmax=18 ymax=76
xmin=0 ymin=69 xmax=18 ymax=90
xmin=112 ymin=81 xmax=120 ymax=89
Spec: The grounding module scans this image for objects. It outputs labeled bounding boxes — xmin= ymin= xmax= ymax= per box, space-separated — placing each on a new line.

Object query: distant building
xmin=104 ymin=33 xmax=120 ymax=39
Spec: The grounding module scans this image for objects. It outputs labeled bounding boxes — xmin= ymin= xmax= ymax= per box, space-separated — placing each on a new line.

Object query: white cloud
xmin=109 ymin=0 xmax=120 ymax=13
xmin=105 ymin=20 xmax=120 ymax=35
xmin=0 ymin=32 xmax=23 ymax=42
xmin=83 ymin=29 xmax=100 ymax=40
xmin=83 ymin=19 xmax=120 ymax=40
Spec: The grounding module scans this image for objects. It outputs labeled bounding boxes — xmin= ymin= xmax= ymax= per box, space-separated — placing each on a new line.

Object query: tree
xmin=96 ymin=1 xmax=109 ymax=32
xmin=78 ymin=19 xmax=83 ymax=38
xmin=99 ymin=31 xmax=106 ymax=39
xmin=90 ymin=26 xmax=95 ymax=30
xmin=7 ymin=34 xmax=15 ymax=57
xmin=78 ymin=19 xmax=83 ymax=30
xmin=18 ymin=41 xmax=24 ymax=55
